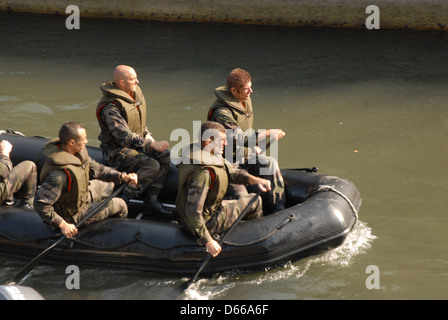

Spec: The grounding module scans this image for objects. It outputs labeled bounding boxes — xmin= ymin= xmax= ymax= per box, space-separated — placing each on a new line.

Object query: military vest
xmin=208 ymin=86 xmax=255 ymax=162
xmin=40 ymin=139 xmax=90 ymax=221
xmin=176 ymin=145 xmax=231 ymax=220
xmin=96 ymin=81 xmax=147 ymax=149
xmin=208 ymin=86 xmax=254 ymax=131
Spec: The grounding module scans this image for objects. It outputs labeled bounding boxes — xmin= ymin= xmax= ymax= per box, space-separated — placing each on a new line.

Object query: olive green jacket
xmin=208 ymin=86 xmax=254 ymax=131
xmin=208 ymin=86 xmax=257 ymax=162
xmin=96 ymin=81 xmax=149 ymax=151
xmin=0 ymin=155 xmax=13 ymax=203
xmin=35 ymin=139 xmax=121 ymax=228
xmin=176 ymin=143 xmax=250 ymax=244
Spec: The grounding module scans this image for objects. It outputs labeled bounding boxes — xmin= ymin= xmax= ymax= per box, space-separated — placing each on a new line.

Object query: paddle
xmin=8 ymin=182 xmax=128 ymax=286
xmin=183 ymin=191 xmax=261 ymax=291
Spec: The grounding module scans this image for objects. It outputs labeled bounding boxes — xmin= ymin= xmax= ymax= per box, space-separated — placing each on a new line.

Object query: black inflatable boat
xmin=0 ymin=131 xmax=362 ymax=275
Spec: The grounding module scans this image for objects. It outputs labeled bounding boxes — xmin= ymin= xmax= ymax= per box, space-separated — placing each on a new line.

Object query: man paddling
xmin=176 ymin=121 xmax=271 ymax=257
xmin=96 ymin=65 xmax=172 ymax=218
xmin=0 ymin=140 xmax=37 ymax=208
xmin=34 ymin=121 xmax=138 ymax=238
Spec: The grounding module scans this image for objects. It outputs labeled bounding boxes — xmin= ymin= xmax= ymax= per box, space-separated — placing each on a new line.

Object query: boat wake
xmin=182 ymin=220 xmax=376 ymax=300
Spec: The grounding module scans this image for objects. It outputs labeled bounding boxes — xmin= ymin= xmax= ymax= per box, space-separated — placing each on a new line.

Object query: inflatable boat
xmin=0 ymin=130 xmax=362 ymax=275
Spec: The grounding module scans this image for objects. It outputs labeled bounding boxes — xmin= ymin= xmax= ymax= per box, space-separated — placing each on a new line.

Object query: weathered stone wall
xmin=0 ymin=0 xmax=447 ymax=30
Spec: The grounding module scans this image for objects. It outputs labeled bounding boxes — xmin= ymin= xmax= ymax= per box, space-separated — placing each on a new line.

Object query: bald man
xmin=96 ymin=65 xmax=172 ymax=218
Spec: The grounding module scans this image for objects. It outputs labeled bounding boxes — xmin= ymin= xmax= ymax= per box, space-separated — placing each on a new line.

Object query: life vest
xmin=207 ymin=86 xmax=254 ymax=132
xmin=39 ymin=139 xmax=90 ymax=223
xmin=176 ymin=143 xmax=231 ymax=220
xmin=96 ymin=81 xmax=147 ymax=149
xmin=208 ymin=86 xmax=256 ymax=162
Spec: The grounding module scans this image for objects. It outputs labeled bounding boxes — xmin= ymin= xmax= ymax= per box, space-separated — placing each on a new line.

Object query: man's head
xmin=227 ymin=68 xmax=253 ymax=102
xmin=200 ymin=121 xmax=227 ymax=156
xmin=113 ymin=65 xmax=139 ymax=95
xmin=59 ymin=121 xmax=88 ymax=155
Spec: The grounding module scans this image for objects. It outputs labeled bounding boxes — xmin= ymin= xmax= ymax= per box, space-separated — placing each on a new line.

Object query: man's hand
xmin=205 ymin=239 xmax=222 ymax=257
xmin=269 ymin=129 xmax=286 ymax=141
xmin=121 ymin=172 xmax=138 ymax=187
xmin=150 ymin=140 xmax=169 ymax=152
xmin=0 ymin=140 xmax=12 ymax=157
xmin=249 ymin=176 xmax=271 ymax=193
xmin=59 ymin=220 xmax=78 ymax=238
xmin=257 ymin=129 xmax=286 ymax=142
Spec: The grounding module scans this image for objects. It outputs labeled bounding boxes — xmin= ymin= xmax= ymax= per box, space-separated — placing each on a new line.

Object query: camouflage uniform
xmin=208 ymin=86 xmax=285 ymax=212
xmin=34 ymin=140 xmax=127 ymax=230
xmin=0 ymin=155 xmax=37 ymax=206
xmin=176 ymin=143 xmax=263 ymax=245
xmin=96 ymin=82 xmax=169 ymax=200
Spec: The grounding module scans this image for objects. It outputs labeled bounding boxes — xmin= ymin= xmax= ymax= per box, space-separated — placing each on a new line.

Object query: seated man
xmin=208 ymin=68 xmax=286 ymax=212
xmin=96 ymin=65 xmax=171 ymax=218
xmin=34 ymin=121 xmax=138 ymax=239
xmin=0 ymin=140 xmax=37 ymax=208
xmin=176 ymin=121 xmax=271 ymax=258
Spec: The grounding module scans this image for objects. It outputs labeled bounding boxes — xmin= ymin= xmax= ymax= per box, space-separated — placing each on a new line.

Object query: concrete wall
xmin=0 ymin=0 xmax=447 ymax=30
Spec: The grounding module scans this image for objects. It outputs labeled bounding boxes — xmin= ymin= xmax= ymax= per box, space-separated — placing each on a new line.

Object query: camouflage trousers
xmin=78 ymin=180 xmax=127 ymax=226
xmin=1 ymin=160 xmax=37 ymax=205
xmin=241 ymin=153 xmax=285 ymax=211
xmin=206 ymin=193 xmax=263 ymax=236
xmin=104 ymin=147 xmax=170 ymax=199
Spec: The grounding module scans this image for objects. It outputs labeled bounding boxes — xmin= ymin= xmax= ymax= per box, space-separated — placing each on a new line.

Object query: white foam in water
xmin=183 ymin=220 xmax=376 ymax=300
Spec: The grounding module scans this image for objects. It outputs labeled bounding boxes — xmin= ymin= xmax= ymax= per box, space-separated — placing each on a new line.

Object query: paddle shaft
xmin=10 ymin=183 xmax=127 ymax=285
xmin=185 ymin=191 xmax=261 ymax=288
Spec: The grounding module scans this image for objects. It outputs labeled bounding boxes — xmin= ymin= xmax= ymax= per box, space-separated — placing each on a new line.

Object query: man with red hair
xmin=208 ymin=68 xmax=286 ymax=213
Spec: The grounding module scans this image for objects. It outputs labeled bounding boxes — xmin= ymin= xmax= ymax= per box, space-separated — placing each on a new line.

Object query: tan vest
xmin=40 ymin=139 xmax=90 ymax=221
xmin=96 ymin=81 xmax=147 ymax=149
xmin=208 ymin=86 xmax=254 ymax=131
xmin=208 ymin=86 xmax=255 ymax=161
xmin=176 ymin=145 xmax=231 ymax=219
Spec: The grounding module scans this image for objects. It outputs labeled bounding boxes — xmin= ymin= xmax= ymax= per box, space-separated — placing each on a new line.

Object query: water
xmin=1 ymin=12 xmax=447 ymax=300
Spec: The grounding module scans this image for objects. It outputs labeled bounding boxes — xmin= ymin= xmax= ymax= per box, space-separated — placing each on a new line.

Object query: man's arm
xmin=0 ymin=140 xmax=13 ymax=180
xmin=88 ymin=157 xmax=121 ymax=182
xmin=183 ymin=170 xmax=214 ymax=245
xmin=184 ymin=170 xmax=223 ymax=257
xmin=33 ymin=170 xmax=68 ymax=230
xmin=227 ymin=162 xmax=271 ymax=193
xmin=89 ymin=157 xmax=138 ymax=186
